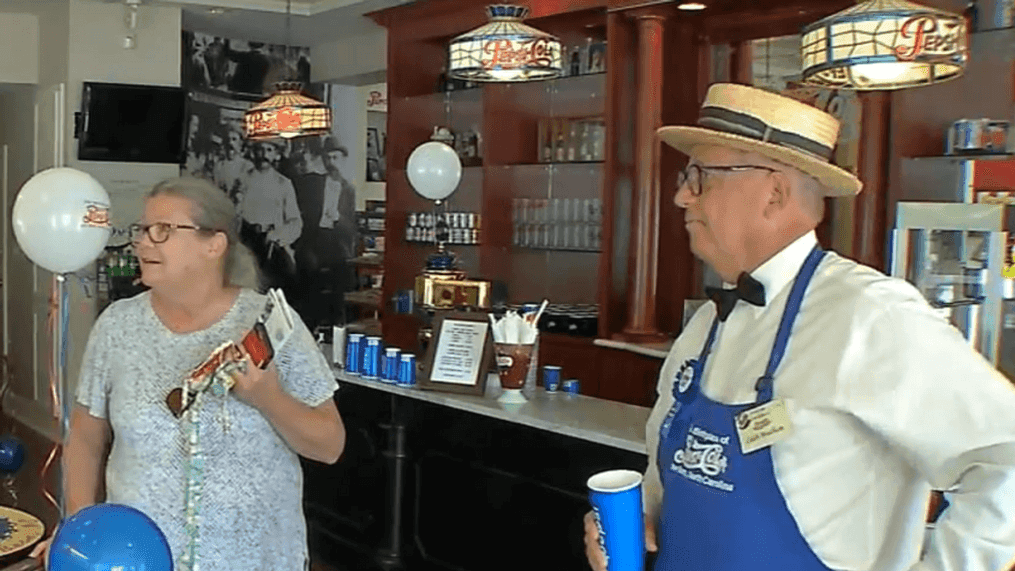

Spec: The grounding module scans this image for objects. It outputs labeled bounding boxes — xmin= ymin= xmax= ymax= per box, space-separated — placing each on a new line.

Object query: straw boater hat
xmin=657 ymin=83 xmax=862 ymax=196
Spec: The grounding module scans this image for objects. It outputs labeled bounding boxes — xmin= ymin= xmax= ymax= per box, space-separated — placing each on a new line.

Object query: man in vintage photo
xmin=239 ymin=140 xmax=303 ymax=289
xmin=213 ymin=124 xmax=254 ymax=205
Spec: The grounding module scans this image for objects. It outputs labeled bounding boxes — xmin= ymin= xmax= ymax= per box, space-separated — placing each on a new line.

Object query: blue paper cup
xmin=587 ymin=470 xmax=645 ymax=571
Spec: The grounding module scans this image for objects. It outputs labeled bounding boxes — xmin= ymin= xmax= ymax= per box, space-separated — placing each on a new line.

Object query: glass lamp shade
xmin=448 ymin=5 xmax=562 ymax=82
xmin=801 ymin=0 xmax=969 ymax=90
xmin=243 ymin=82 xmax=333 ymax=140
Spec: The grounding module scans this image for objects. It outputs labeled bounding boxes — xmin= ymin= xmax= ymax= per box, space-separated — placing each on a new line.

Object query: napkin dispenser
xmin=414 ymin=250 xmax=491 ymax=309
xmin=415 ymin=273 xmax=492 ymax=309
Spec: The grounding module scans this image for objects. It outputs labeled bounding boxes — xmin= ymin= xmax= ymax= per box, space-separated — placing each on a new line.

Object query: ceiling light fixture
xmin=800 ymin=0 xmax=968 ymax=90
xmin=677 ymin=3 xmax=707 ymax=10
xmin=448 ymin=5 xmax=562 ymax=83
xmin=123 ymin=0 xmax=140 ymax=50
xmin=243 ymin=0 xmax=332 ymax=140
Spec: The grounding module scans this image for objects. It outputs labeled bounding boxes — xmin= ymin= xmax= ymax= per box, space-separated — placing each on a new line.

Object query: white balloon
xmin=406 ymin=141 xmax=462 ymax=201
xmin=13 ymin=168 xmax=112 ymax=274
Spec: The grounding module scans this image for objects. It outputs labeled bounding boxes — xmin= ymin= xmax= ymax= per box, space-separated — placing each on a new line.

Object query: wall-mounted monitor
xmin=77 ymin=82 xmax=186 ymax=164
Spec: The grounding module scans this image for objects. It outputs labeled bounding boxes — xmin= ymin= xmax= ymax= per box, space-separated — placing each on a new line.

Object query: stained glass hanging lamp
xmin=243 ymin=0 xmax=332 ymax=139
xmin=800 ymin=0 xmax=969 ymax=90
xmin=448 ymin=5 xmax=562 ymax=83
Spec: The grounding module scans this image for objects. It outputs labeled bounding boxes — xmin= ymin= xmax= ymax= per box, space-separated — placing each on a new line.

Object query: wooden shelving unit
xmin=368 ymin=0 xmax=864 ymax=406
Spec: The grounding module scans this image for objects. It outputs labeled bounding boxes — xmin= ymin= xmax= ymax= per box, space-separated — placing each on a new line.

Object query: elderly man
xmin=584 ymin=83 xmax=1015 ymax=571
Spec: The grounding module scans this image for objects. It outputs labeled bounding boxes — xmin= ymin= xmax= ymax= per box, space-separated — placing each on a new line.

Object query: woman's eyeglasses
xmin=129 ymin=222 xmax=211 ymax=244
xmin=676 ymin=164 xmax=779 ymax=197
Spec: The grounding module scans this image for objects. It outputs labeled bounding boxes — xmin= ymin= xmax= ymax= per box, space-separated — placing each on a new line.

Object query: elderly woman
xmin=33 ymin=176 xmax=344 ymax=570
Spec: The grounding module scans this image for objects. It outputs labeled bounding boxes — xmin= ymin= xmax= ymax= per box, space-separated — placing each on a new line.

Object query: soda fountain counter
xmin=302 ymin=359 xmax=651 ymax=571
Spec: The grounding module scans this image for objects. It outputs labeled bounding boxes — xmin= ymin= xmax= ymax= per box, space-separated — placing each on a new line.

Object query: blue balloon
xmin=0 ymin=436 xmax=24 ymax=474
xmin=49 ymin=503 xmax=173 ymax=571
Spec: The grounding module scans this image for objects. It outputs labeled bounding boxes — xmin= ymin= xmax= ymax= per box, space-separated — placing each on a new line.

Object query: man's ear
xmin=763 ymin=170 xmax=792 ymax=217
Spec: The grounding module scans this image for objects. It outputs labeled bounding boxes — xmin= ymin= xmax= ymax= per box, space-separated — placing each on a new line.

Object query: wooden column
xmin=853 ymin=91 xmax=890 ymax=271
xmin=619 ymin=8 xmax=669 ymax=343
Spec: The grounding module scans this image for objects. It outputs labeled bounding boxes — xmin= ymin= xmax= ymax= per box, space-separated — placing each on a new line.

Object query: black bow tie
xmin=705 ymin=273 xmax=766 ymax=322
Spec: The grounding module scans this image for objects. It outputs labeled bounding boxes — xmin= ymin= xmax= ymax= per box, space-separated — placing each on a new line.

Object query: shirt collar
xmin=722 ymin=231 xmax=818 ymax=314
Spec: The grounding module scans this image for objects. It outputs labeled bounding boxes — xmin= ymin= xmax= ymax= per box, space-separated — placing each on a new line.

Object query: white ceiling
xmin=133 ymin=0 xmax=404 ymax=46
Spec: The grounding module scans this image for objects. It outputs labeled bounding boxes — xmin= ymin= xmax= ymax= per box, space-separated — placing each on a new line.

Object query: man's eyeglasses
xmin=129 ymin=222 xmax=211 ymax=244
xmin=676 ymin=164 xmax=779 ymax=197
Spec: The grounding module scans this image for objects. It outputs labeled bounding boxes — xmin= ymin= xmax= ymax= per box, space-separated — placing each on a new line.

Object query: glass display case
xmin=890 ymin=202 xmax=1015 ymax=379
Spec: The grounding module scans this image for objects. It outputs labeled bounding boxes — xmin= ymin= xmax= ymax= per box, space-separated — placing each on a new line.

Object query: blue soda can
xmin=362 ymin=336 xmax=381 ymax=379
xmin=382 ymin=347 xmax=401 ymax=383
xmin=398 ymin=354 xmax=417 ymax=386
xmin=587 ymin=470 xmax=645 ymax=571
xmin=563 ymin=378 xmax=580 ymax=394
xmin=345 ymin=334 xmax=364 ymax=375
xmin=543 ymin=366 xmax=562 ymax=392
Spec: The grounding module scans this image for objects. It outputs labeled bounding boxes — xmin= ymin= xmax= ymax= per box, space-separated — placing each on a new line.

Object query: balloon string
xmin=41 ymin=276 xmax=61 ymax=516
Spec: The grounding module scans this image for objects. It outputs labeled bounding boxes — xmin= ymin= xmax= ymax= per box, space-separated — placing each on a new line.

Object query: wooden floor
xmin=309 ymin=558 xmax=351 ymax=571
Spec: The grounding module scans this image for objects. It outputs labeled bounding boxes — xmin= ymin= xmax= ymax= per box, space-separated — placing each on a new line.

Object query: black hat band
xmin=697 ymin=106 xmax=834 ymax=162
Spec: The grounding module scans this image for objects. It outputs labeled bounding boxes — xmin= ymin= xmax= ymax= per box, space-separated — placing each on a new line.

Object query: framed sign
xmin=420 ymin=311 xmax=495 ymax=396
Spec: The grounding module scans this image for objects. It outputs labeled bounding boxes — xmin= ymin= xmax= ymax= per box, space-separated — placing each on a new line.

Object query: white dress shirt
xmin=643 ymin=231 xmax=1015 ymax=571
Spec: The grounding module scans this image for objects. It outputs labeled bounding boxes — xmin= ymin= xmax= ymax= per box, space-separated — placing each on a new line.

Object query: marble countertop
xmin=593 ymin=338 xmax=673 ymax=360
xmin=334 ymin=367 xmax=650 ymax=455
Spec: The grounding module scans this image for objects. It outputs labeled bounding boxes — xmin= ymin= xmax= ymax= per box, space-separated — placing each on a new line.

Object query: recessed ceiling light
xmin=677 ymin=2 xmax=707 ymax=10
xmin=208 ymin=7 xmax=227 ymax=15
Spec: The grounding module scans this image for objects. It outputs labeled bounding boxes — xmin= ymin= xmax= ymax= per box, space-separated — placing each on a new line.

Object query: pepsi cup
xmin=398 ymin=354 xmax=417 ymax=386
xmin=564 ymin=378 xmax=580 ymax=395
xmin=587 ymin=470 xmax=645 ymax=571
xmin=382 ymin=347 xmax=401 ymax=383
xmin=543 ymin=366 xmax=561 ymax=392
xmin=345 ymin=334 xmax=363 ymax=376
xmin=363 ymin=336 xmax=381 ymax=380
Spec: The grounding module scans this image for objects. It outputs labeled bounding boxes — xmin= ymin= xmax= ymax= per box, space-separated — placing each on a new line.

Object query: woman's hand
xmin=29 ymin=535 xmax=53 ymax=568
xmin=229 ymin=344 xmax=282 ymax=411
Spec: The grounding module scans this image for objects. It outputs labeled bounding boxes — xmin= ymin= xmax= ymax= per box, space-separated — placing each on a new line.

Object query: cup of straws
xmin=488 ymin=300 xmax=547 ymax=404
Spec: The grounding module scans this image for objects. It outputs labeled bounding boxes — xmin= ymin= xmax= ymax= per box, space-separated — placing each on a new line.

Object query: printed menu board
xmin=431 ymin=320 xmax=489 ymax=385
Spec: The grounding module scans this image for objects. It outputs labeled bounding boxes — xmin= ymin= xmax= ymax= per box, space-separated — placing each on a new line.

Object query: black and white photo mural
xmin=181 ymin=30 xmax=358 ymax=331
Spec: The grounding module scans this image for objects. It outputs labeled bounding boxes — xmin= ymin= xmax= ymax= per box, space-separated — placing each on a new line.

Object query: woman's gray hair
xmin=148 ymin=176 xmax=262 ymax=291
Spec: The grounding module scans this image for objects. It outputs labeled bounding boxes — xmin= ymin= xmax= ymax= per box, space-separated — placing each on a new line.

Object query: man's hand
xmin=583 ymin=511 xmax=658 ymax=571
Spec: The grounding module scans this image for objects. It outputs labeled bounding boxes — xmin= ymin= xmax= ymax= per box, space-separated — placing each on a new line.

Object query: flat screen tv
xmin=77 ymin=82 xmax=186 ymax=163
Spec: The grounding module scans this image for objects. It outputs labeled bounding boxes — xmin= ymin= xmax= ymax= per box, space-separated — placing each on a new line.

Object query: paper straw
xmin=488 ymin=313 xmax=502 ymax=343
xmin=531 ymin=299 xmax=549 ymax=326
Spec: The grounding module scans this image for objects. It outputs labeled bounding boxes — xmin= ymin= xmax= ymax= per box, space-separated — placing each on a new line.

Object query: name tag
xmin=735 ymin=399 xmax=793 ymax=454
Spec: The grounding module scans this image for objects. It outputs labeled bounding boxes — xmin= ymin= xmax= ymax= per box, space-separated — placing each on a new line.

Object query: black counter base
xmin=304 ymin=384 xmax=649 ymax=571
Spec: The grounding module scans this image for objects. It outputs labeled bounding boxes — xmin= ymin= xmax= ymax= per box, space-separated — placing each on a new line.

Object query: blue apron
xmin=654 ymin=246 xmax=831 ymax=571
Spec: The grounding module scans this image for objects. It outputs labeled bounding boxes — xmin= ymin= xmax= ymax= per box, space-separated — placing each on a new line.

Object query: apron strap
xmin=754 ymin=245 xmax=825 ymax=402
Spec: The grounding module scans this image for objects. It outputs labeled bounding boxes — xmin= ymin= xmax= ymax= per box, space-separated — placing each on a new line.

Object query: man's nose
xmin=673 ymin=182 xmax=695 ymax=209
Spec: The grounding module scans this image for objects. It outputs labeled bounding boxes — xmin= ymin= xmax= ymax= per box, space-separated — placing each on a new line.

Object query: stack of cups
xmin=587 ymin=470 xmax=646 ymax=571
xmin=345 ymin=334 xmax=364 ymax=376
xmin=381 ymin=347 xmax=401 ymax=383
xmin=398 ymin=353 xmax=417 ymax=386
xmin=362 ymin=336 xmax=382 ymax=380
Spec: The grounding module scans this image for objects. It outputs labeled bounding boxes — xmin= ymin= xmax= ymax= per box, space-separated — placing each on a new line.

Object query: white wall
xmin=67 ymin=0 xmax=183 ymax=205
xmin=357 ymin=82 xmax=386 ymax=210
xmin=0 ymin=0 xmax=183 ymax=440
xmin=312 ymin=29 xmax=386 ymax=84
xmin=0 ymin=14 xmax=39 ymax=84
